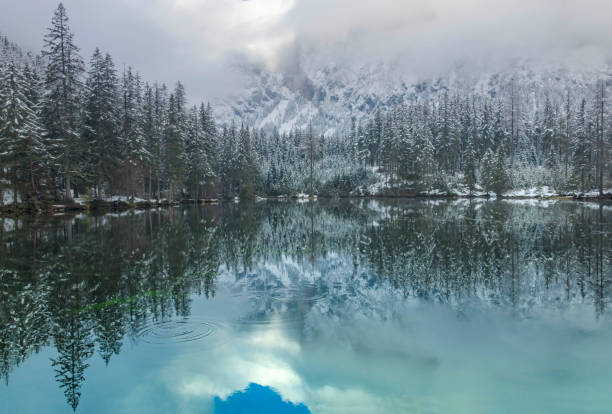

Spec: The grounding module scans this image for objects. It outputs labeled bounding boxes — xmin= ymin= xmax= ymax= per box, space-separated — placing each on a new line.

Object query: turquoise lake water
xmin=0 ymin=199 xmax=610 ymax=413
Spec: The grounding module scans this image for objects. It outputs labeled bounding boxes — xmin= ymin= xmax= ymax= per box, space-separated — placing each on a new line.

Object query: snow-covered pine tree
xmin=83 ymin=49 xmax=120 ymax=197
xmin=152 ymin=83 xmax=168 ymax=200
xmin=571 ymin=98 xmax=590 ymax=192
xmin=356 ymin=123 xmax=369 ymax=167
xmin=480 ymin=148 xmax=495 ymax=196
xmin=594 ymin=80 xmax=606 ymax=196
xmin=302 ymin=122 xmax=317 ymax=196
xmin=415 ymin=123 xmax=435 ymax=191
xmin=379 ymin=114 xmax=394 ymax=184
xmin=492 ymin=99 xmax=507 ymax=153
xmin=164 ymin=94 xmax=185 ymax=201
xmin=120 ymin=68 xmax=149 ymax=199
xmin=236 ymin=124 xmax=260 ymax=199
xmin=184 ymin=105 xmax=212 ymax=200
xmin=464 ymin=133 xmax=477 ymax=194
xmin=0 ymin=62 xmax=49 ymax=203
xmin=219 ymin=123 xmax=238 ymax=198
xmin=199 ymin=102 xmax=218 ymax=186
xmin=142 ymin=82 xmax=155 ymax=198
xmin=41 ymin=2 xmax=85 ymax=201
xmin=492 ymin=146 xmax=510 ymax=196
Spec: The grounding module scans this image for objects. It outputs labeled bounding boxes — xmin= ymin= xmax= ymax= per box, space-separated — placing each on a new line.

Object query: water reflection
xmin=0 ymin=200 xmax=610 ymax=412
xmin=214 ymin=383 xmax=311 ymax=414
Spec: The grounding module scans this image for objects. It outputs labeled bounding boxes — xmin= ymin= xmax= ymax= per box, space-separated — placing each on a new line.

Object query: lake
xmin=0 ymin=199 xmax=611 ymax=413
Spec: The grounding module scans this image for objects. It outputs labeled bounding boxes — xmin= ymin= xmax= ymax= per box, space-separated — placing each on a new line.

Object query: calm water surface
xmin=0 ymin=199 xmax=611 ymax=413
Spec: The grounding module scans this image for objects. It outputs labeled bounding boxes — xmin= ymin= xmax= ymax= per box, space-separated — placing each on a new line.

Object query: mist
xmin=1 ymin=0 xmax=611 ymax=101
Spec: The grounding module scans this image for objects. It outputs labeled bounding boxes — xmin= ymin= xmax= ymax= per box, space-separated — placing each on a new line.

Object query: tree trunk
xmin=65 ymin=173 xmax=72 ymax=201
xmin=29 ymin=159 xmax=36 ymax=194
xmin=599 ymin=82 xmax=605 ymax=197
xmin=157 ymin=170 xmax=160 ymax=201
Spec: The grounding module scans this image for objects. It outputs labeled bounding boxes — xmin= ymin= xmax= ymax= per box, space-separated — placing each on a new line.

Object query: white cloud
xmin=1 ymin=0 xmax=611 ymax=99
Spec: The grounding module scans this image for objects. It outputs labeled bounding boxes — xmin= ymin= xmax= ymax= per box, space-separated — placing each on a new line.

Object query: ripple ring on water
xmin=136 ymin=319 xmax=219 ymax=345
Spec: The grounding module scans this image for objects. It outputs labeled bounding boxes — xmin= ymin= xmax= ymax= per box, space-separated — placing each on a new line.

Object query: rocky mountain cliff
xmin=214 ymin=53 xmax=612 ymax=136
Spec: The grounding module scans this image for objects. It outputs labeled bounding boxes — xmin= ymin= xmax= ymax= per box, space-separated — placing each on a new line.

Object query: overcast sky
xmin=1 ymin=0 xmax=611 ymax=102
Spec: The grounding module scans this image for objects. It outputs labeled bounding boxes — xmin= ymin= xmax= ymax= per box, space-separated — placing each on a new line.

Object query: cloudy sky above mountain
xmin=1 ymin=0 xmax=611 ymax=101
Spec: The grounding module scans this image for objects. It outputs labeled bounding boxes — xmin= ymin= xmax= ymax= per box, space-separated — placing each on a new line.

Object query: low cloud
xmin=1 ymin=0 xmax=611 ymax=101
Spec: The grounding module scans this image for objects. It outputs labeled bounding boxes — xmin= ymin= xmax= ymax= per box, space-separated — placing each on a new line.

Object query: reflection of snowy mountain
xmin=215 ymin=54 xmax=612 ymax=136
xmin=212 ymin=199 xmax=610 ymax=326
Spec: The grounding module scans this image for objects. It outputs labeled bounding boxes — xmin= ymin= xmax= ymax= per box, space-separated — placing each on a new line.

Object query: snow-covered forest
xmin=1 ymin=4 xmax=611 ymax=210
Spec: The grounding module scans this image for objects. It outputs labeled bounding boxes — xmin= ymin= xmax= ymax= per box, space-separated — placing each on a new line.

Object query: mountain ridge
xmin=214 ymin=55 xmax=612 ymax=136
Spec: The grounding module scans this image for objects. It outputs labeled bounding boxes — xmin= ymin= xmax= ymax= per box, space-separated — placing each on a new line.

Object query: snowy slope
xmin=215 ymin=53 xmax=612 ymax=136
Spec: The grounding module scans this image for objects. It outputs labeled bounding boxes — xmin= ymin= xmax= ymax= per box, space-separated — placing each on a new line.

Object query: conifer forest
xmin=1 ymin=4 xmax=610 ymax=213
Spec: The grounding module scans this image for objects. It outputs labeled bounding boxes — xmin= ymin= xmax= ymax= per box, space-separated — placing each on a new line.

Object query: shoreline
xmin=1 ymin=192 xmax=611 ymax=217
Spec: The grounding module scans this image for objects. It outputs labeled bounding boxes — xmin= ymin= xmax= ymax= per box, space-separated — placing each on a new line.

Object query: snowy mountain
xmin=215 ymin=52 xmax=612 ymax=136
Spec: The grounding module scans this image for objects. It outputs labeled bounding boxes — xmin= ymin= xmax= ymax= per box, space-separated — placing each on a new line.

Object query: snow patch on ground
xmin=2 ymin=190 xmax=20 ymax=204
xmin=2 ymin=217 xmax=16 ymax=232
xmin=503 ymin=186 xmax=557 ymax=198
xmin=575 ymin=188 xmax=612 ymax=198
xmin=74 ymin=196 xmax=168 ymax=205
xmin=357 ymin=169 xmax=612 ymax=199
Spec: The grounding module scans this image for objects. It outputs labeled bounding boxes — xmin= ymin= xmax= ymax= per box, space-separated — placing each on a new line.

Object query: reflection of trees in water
xmin=0 ymin=200 xmax=610 ymax=410
xmin=0 ymin=208 xmax=222 ymax=410
xmin=359 ymin=201 xmax=611 ymax=314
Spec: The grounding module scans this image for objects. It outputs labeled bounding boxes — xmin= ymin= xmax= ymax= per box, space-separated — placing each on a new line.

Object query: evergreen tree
xmin=0 ymin=62 xmax=49 ymax=202
xmin=481 ymin=146 xmax=509 ymax=196
xmin=236 ymin=125 xmax=260 ymax=199
xmin=464 ymin=134 xmax=477 ymax=193
xmin=164 ymin=94 xmax=185 ymax=201
xmin=141 ymin=82 xmax=155 ymax=197
xmin=199 ymin=102 xmax=218 ymax=193
xmin=151 ymin=83 xmax=168 ymax=200
xmin=481 ymin=148 xmax=496 ymax=195
xmin=184 ymin=106 xmax=213 ymax=199
xmin=82 ymin=49 xmax=119 ymax=197
xmin=414 ymin=124 xmax=435 ymax=190
xmin=41 ymin=3 xmax=85 ymax=201
xmin=571 ymin=98 xmax=590 ymax=191
xmin=220 ymin=123 xmax=237 ymax=198
xmin=120 ymin=68 xmax=149 ymax=199
xmin=51 ymin=314 xmax=94 ymax=412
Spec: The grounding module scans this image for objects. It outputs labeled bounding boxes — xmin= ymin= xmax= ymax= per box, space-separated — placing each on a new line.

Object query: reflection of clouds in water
xmin=163 ymin=311 xmax=307 ymax=411
xmin=149 ymin=282 xmax=612 ymax=414
xmin=214 ymin=383 xmax=310 ymax=413
xmin=1 ymin=201 xmax=610 ymax=413
xmin=115 ymin=199 xmax=612 ymax=414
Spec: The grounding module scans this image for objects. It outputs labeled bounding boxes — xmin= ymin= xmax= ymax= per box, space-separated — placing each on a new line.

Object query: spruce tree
xmin=415 ymin=124 xmax=435 ymax=190
xmin=481 ymin=149 xmax=493 ymax=195
xmin=236 ymin=125 xmax=259 ymax=199
xmin=41 ymin=3 xmax=85 ymax=201
xmin=151 ymin=83 xmax=168 ymax=200
xmin=164 ymin=94 xmax=185 ymax=201
xmin=492 ymin=147 xmax=510 ymax=197
xmin=464 ymin=135 xmax=477 ymax=193
xmin=82 ymin=49 xmax=119 ymax=197
xmin=220 ymin=123 xmax=237 ymax=198
xmin=199 ymin=102 xmax=218 ymax=194
xmin=0 ymin=62 xmax=49 ymax=203
xmin=120 ymin=68 xmax=149 ymax=199
xmin=184 ymin=105 xmax=212 ymax=199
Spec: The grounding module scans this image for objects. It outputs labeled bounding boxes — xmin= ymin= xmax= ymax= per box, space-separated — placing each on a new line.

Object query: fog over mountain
xmin=215 ymin=53 xmax=612 ymax=135
xmin=2 ymin=0 xmax=611 ymax=112
xmin=209 ymin=0 xmax=612 ymax=133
